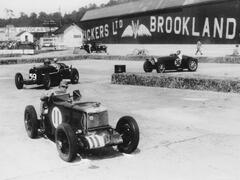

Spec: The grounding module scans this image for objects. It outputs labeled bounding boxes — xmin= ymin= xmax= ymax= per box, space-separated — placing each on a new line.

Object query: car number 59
xmin=29 ymin=73 xmax=37 ymax=80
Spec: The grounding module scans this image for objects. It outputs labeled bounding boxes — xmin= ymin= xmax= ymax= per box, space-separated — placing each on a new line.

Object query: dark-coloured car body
xmin=90 ymin=42 xmax=107 ymax=53
xmin=24 ymin=90 xmax=139 ymax=162
xmin=143 ymin=54 xmax=198 ymax=73
xmin=15 ymin=60 xmax=79 ymax=89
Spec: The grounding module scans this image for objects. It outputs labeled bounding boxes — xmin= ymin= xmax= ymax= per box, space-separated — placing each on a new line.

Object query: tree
xmin=0 ymin=0 xmax=139 ymax=27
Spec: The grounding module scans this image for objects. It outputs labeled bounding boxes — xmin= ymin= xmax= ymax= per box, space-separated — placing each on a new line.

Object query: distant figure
xmin=195 ymin=40 xmax=203 ymax=55
xmin=233 ymin=44 xmax=239 ymax=56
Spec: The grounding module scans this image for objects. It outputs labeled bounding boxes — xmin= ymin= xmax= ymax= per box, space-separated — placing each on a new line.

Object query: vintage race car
xmin=15 ymin=59 xmax=79 ymax=90
xmin=143 ymin=53 xmax=198 ymax=73
xmin=24 ymin=90 xmax=140 ymax=162
xmin=90 ymin=42 xmax=107 ymax=53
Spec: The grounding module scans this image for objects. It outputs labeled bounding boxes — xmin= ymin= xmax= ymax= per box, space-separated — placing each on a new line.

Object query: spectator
xmin=195 ymin=40 xmax=203 ymax=55
xmin=233 ymin=44 xmax=239 ymax=56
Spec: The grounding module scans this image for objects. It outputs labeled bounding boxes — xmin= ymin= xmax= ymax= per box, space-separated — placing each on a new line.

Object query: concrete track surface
xmin=1 ymin=60 xmax=240 ymax=180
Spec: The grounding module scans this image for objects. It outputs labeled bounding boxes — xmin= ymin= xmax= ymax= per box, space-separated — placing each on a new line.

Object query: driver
xmin=51 ymin=58 xmax=60 ymax=70
xmin=176 ymin=50 xmax=183 ymax=60
xmin=43 ymin=59 xmax=51 ymax=66
xmin=40 ymin=80 xmax=69 ymax=115
xmin=174 ymin=50 xmax=183 ymax=67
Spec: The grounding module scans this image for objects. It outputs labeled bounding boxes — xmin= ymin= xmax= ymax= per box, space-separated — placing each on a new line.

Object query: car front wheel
xmin=71 ymin=68 xmax=79 ymax=84
xmin=143 ymin=60 xmax=153 ymax=73
xmin=24 ymin=105 xmax=39 ymax=138
xmin=43 ymin=74 xmax=51 ymax=90
xmin=55 ymin=123 xmax=78 ymax=162
xmin=188 ymin=59 xmax=198 ymax=71
xmin=116 ymin=116 xmax=139 ymax=154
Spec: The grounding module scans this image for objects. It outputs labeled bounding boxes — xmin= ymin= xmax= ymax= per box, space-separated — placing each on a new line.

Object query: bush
xmin=112 ymin=72 xmax=240 ymax=93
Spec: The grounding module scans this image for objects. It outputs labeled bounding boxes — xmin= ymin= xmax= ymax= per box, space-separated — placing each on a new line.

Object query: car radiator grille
xmin=87 ymin=111 xmax=109 ymax=129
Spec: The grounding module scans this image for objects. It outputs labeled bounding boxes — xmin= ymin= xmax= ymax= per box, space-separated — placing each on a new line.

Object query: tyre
xmin=188 ymin=59 xmax=198 ymax=72
xmin=15 ymin=73 xmax=24 ymax=89
xmin=71 ymin=68 xmax=79 ymax=84
xmin=55 ymin=123 xmax=78 ymax=162
xmin=116 ymin=116 xmax=139 ymax=154
xmin=43 ymin=74 xmax=51 ymax=90
xmin=156 ymin=63 xmax=166 ymax=73
xmin=143 ymin=60 xmax=153 ymax=73
xmin=24 ymin=105 xmax=39 ymax=138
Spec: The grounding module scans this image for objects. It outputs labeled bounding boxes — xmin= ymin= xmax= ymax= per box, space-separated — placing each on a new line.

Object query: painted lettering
xmin=150 ymin=16 xmax=156 ymax=32
xmin=202 ymin=17 xmax=210 ymax=37
xmin=165 ymin=16 xmax=172 ymax=33
xmin=226 ymin=18 xmax=236 ymax=39
xmin=192 ymin=17 xmax=200 ymax=37
xmin=213 ymin=18 xmax=223 ymax=38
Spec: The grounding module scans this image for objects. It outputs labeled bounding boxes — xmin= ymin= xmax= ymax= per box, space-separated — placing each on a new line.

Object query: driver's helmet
xmin=53 ymin=58 xmax=58 ymax=63
xmin=59 ymin=80 xmax=68 ymax=89
xmin=176 ymin=50 xmax=181 ymax=55
xmin=44 ymin=59 xmax=50 ymax=65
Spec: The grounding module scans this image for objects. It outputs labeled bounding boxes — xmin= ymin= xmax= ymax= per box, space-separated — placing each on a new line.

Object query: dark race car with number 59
xmin=15 ymin=59 xmax=79 ymax=90
xmin=24 ymin=90 xmax=140 ymax=162
xmin=143 ymin=53 xmax=198 ymax=73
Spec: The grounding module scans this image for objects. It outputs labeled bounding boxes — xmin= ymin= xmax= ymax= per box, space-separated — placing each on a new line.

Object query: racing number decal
xmin=29 ymin=73 xmax=37 ymax=80
xmin=51 ymin=107 xmax=63 ymax=128
xmin=174 ymin=58 xmax=182 ymax=67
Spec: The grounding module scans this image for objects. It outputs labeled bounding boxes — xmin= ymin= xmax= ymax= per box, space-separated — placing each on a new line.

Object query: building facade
xmin=16 ymin=31 xmax=34 ymax=42
xmin=0 ymin=25 xmax=57 ymax=41
xmin=81 ymin=0 xmax=240 ymax=44
xmin=54 ymin=23 xmax=83 ymax=48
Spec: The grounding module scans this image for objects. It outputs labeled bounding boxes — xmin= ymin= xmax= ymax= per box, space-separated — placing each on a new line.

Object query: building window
xmin=25 ymin=35 xmax=28 ymax=42
xmin=73 ymin=35 xmax=81 ymax=38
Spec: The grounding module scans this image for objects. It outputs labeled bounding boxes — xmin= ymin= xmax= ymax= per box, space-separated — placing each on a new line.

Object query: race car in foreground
xmin=24 ymin=90 xmax=140 ymax=162
xmin=143 ymin=52 xmax=198 ymax=73
xmin=15 ymin=59 xmax=79 ymax=90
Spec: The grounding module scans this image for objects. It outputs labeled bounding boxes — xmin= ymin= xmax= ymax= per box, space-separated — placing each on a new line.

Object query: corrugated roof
xmin=16 ymin=31 xmax=32 ymax=37
xmin=54 ymin=24 xmax=71 ymax=35
xmin=81 ymin=0 xmax=228 ymax=21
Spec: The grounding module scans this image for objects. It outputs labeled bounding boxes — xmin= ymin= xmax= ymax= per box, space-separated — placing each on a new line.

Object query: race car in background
xmin=15 ymin=59 xmax=79 ymax=90
xmin=143 ymin=52 xmax=198 ymax=73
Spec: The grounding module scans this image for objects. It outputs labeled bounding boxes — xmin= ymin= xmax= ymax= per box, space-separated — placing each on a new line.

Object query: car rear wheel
xmin=43 ymin=74 xmax=51 ymax=90
xmin=116 ymin=116 xmax=139 ymax=154
xmin=15 ymin=73 xmax=24 ymax=89
xmin=143 ymin=60 xmax=153 ymax=73
xmin=24 ymin=105 xmax=39 ymax=138
xmin=71 ymin=68 xmax=79 ymax=84
xmin=55 ymin=123 xmax=78 ymax=162
xmin=188 ymin=59 xmax=198 ymax=71
xmin=156 ymin=63 xmax=166 ymax=73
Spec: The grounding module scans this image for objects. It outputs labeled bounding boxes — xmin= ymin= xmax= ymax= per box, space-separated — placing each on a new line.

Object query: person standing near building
xmin=195 ymin=40 xmax=203 ymax=55
xmin=233 ymin=44 xmax=239 ymax=56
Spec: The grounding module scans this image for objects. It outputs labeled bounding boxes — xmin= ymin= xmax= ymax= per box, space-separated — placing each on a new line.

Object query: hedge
xmin=112 ymin=72 xmax=240 ymax=93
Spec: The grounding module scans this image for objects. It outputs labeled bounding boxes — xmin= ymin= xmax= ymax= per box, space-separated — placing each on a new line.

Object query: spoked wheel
xmin=71 ymin=68 xmax=79 ymax=84
xmin=24 ymin=105 xmax=39 ymax=138
xmin=156 ymin=63 xmax=166 ymax=73
xmin=43 ymin=74 xmax=51 ymax=90
xmin=15 ymin=73 xmax=24 ymax=89
xmin=116 ymin=116 xmax=139 ymax=154
xmin=188 ymin=59 xmax=198 ymax=71
xmin=55 ymin=123 xmax=78 ymax=162
xmin=143 ymin=60 xmax=153 ymax=73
